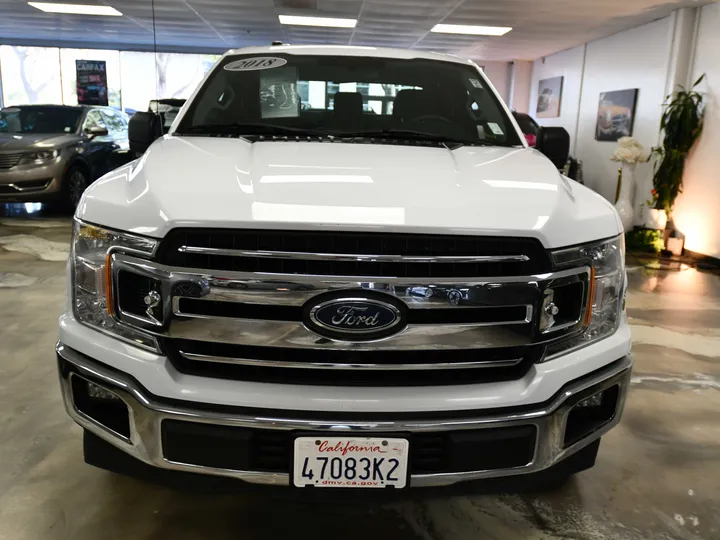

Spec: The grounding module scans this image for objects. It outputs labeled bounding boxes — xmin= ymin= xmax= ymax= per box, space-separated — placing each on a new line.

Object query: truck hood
xmin=79 ymin=136 xmax=621 ymax=249
xmin=0 ymin=132 xmax=79 ymax=150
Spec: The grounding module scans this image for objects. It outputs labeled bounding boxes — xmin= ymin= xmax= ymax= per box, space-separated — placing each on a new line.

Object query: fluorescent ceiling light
xmin=431 ymin=24 xmax=511 ymax=36
xmin=28 ymin=2 xmax=122 ymax=16
xmin=279 ymin=15 xmax=357 ymax=28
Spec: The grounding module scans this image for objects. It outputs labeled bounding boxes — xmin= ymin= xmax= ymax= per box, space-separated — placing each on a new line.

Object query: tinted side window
xmin=83 ymin=110 xmax=106 ymax=131
xmin=100 ymin=109 xmax=126 ymax=134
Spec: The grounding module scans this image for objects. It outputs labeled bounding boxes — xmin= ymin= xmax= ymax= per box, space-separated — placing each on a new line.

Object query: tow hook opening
xmin=71 ymin=375 xmax=131 ymax=440
xmin=563 ymin=385 xmax=620 ymax=448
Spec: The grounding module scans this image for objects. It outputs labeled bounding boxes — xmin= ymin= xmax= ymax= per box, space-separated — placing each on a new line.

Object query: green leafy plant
xmin=625 ymin=229 xmax=664 ymax=254
xmin=649 ymin=75 xmax=705 ymax=217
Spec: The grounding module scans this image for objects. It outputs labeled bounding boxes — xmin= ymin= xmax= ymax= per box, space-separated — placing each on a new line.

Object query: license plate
xmin=293 ymin=436 xmax=409 ymax=488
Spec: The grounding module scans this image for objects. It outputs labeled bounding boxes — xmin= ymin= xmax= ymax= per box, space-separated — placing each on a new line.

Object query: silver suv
xmin=0 ymin=104 xmax=132 ymax=209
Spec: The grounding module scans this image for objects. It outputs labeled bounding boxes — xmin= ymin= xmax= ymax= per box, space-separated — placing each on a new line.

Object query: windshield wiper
xmin=179 ymin=123 xmax=329 ymax=138
xmin=333 ymin=129 xmax=495 ymax=149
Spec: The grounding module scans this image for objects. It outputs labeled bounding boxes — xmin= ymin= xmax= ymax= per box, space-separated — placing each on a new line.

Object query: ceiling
xmin=0 ymin=0 xmax=711 ymax=61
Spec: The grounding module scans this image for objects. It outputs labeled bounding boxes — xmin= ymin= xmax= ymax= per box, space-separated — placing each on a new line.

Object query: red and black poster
xmin=76 ymin=59 xmax=108 ymax=106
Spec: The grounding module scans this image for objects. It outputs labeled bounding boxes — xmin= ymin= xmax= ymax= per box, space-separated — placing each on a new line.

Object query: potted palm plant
xmin=647 ymin=75 xmax=706 ymax=243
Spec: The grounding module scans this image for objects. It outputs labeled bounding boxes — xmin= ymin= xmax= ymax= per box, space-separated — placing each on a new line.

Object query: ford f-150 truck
xmin=57 ymin=45 xmax=631 ymax=491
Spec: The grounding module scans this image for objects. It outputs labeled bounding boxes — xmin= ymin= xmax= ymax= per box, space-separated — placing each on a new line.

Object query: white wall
xmin=509 ymin=60 xmax=532 ymax=113
xmin=529 ymin=17 xmax=674 ymax=212
xmin=672 ymin=2 xmax=720 ymax=258
xmin=479 ymin=61 xmax=510 ymax=103
xmin=575 ymin=17 xmax=674 ymax=204
xmin=529 ymin=46 xmax=585 ymax=152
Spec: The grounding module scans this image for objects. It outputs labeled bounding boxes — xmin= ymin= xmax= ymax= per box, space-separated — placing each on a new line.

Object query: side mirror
xmin=536 ymin=127 xmax=570 ymax=169
xmin=128 ymin=111 xmax=162 ymax=155
xmin=86 ymin=126 xmax=109 ymax=137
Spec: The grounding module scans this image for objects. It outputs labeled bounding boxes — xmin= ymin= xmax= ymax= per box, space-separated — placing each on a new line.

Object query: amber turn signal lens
xmin=105 ymin=253 xmax=114 ymax=315
xmin=584 ymin=267 xmax=596 ymax=326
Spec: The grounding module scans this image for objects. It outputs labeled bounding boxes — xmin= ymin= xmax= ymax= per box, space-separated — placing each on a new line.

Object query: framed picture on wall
xmin=536 ymin=76 xmax=563 ymax=118
xmin=595 ymin=89 xmax=639 ymax=141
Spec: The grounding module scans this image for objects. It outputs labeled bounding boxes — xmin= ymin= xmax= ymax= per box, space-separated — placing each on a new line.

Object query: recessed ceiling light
xmin=431 ymin=24 xmax=511 ymax=36
xmin=278 ymin=15 xmax=357 ymax=28
xmin=28 ymin=2 xmax=122 ymax=16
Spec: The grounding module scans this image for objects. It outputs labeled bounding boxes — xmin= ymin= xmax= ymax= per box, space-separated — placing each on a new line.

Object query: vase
xmin=643 ymin=208 xmax=668 ymax=230
xmin=615 ymin=163 xmax=636 ymax=231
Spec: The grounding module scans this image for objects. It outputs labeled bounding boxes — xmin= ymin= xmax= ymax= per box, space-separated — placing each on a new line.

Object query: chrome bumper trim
xmin=57 ymin=342 xmax=632 ymax=488
xmin=0 ymin=180 xmax=52 ymax=193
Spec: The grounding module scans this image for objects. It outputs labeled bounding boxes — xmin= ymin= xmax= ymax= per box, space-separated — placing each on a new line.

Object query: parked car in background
xmin=512 ymin=111 xmax=541 ymax=147
xmin=0 ymin=104 xmax=133 ymax=209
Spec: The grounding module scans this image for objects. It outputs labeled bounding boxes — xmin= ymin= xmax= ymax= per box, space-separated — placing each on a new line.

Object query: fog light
xmin=87 ymin=381 xmax=121 ymax=401
xmin=576 ymin=392 xmax=603 ymax=408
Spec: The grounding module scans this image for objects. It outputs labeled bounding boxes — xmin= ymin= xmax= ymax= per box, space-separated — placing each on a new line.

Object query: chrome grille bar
xmin=198 ymin=282 xmax=537 ymax=309
xmin=177 ymin=245 xmax=530 ymax=264
xmin=168 ymin=318 xmax=535 ymax=350
xmin=179 ymin=351 xmax=524 ymax=370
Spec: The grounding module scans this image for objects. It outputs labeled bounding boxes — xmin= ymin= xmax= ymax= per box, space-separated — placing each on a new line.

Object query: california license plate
xmin=293 ymin=436 xmax=409 ymax=488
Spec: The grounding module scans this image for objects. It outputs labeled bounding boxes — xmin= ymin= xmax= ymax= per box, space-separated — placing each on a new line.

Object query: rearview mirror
xmin=536 ymin=127 xmax=570 ymax=169
xmin=85 ymin=126 xmax=108 ymax=137
xmin=128 ymin=111 xmax=163 ymax=155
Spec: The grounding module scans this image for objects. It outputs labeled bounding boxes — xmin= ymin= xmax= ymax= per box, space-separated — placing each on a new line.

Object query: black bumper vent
xmin=161 ymin=420 xmax=537 ymax=475
xmin=155 ymin=229 xmax=550 ymax=277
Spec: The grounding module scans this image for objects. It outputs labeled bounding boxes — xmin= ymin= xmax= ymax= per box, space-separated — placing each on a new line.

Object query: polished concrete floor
xmin=1 ymin=207 xmax=719 ymax=540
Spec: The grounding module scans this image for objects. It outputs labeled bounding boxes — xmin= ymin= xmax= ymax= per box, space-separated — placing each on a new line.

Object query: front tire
xmin=65 ymin=165 xmax=90 ymax=210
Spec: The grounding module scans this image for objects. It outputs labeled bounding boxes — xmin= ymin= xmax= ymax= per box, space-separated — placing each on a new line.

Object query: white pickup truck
xmin=58 ymin=45 xmax=631 ymax=491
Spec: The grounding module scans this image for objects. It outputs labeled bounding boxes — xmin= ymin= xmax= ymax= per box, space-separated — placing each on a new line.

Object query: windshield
xmin=0 ymin=106 xmax=83 ymax=135
xmin=176 ymin=54 xmax=522 ymax=147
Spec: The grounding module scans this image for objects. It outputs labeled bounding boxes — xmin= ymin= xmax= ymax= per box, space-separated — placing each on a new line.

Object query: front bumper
xmin=0 ymin=160 xmax=65 ymax=201
xmin=57 ymin=342 xmax=632 ymax=488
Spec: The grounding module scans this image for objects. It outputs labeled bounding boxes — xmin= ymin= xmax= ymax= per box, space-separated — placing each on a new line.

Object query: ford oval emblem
xmin=304 ymin=293 xmax=407 ymax=341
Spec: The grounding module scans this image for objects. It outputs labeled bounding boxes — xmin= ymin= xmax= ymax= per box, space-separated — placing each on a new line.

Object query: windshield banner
xmin=76 ymin=60 xmax=109 ymax=106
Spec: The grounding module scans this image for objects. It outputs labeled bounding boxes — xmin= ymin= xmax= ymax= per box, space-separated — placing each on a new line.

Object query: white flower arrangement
xmin=610 ymin=137 xmax=649 ymax=164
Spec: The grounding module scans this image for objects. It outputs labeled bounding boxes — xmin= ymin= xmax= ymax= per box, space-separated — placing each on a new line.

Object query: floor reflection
xmin=1 ymin=202 xmax=71 ymax=219
xmin=627 ymin=261 xmax=720 ymax=297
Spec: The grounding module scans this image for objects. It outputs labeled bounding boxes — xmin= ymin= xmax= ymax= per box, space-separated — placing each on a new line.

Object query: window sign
xmin=76 ymin=60 xmax=108 ymax=106
xmin=260 ymin=66 xmax=300 ymax=119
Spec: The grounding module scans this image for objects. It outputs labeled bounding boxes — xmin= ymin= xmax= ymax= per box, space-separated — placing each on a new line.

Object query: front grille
xmin=161 ymin=419 xmax=537 ymax=475
xmin=162 ymin=339 xmax=542 ymax=386
xmin=117 ymin=228 xmax=570 ymax=387
xmin=0 ymin=153 xmax=23 ymax=170
xmin=156 ymin=229 xmax=551 ymax=277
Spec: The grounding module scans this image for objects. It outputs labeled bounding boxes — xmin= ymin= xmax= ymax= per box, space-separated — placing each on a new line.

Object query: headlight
xmin=19 ymin=149 xmax=59 ymax=165
xmin=71 ymin=220 xmax=160 ymax=351
xmin=545 ymin=235 xmax=625 ymax=358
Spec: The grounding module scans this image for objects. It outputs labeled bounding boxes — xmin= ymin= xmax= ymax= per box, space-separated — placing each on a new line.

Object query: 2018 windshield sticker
xmin=224 ymin=57 xmax=288 ymax=72
xmin=469 ymin=78 xmax=483 ymax=89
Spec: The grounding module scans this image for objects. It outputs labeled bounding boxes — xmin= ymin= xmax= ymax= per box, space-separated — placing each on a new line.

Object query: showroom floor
xmin=0 ymin=209 xmax=718 ymax=540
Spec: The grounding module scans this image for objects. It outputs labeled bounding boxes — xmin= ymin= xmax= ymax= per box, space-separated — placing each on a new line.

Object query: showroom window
xmin=0 ymin=45 xmax=62 ymax=106
xmin=0 ymin=45 xmax=218 ymax=112
xmin=119 ymin=51 xmax=219 ymax=113
xmin=297 ymin=81 xmax=422 ymax=114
